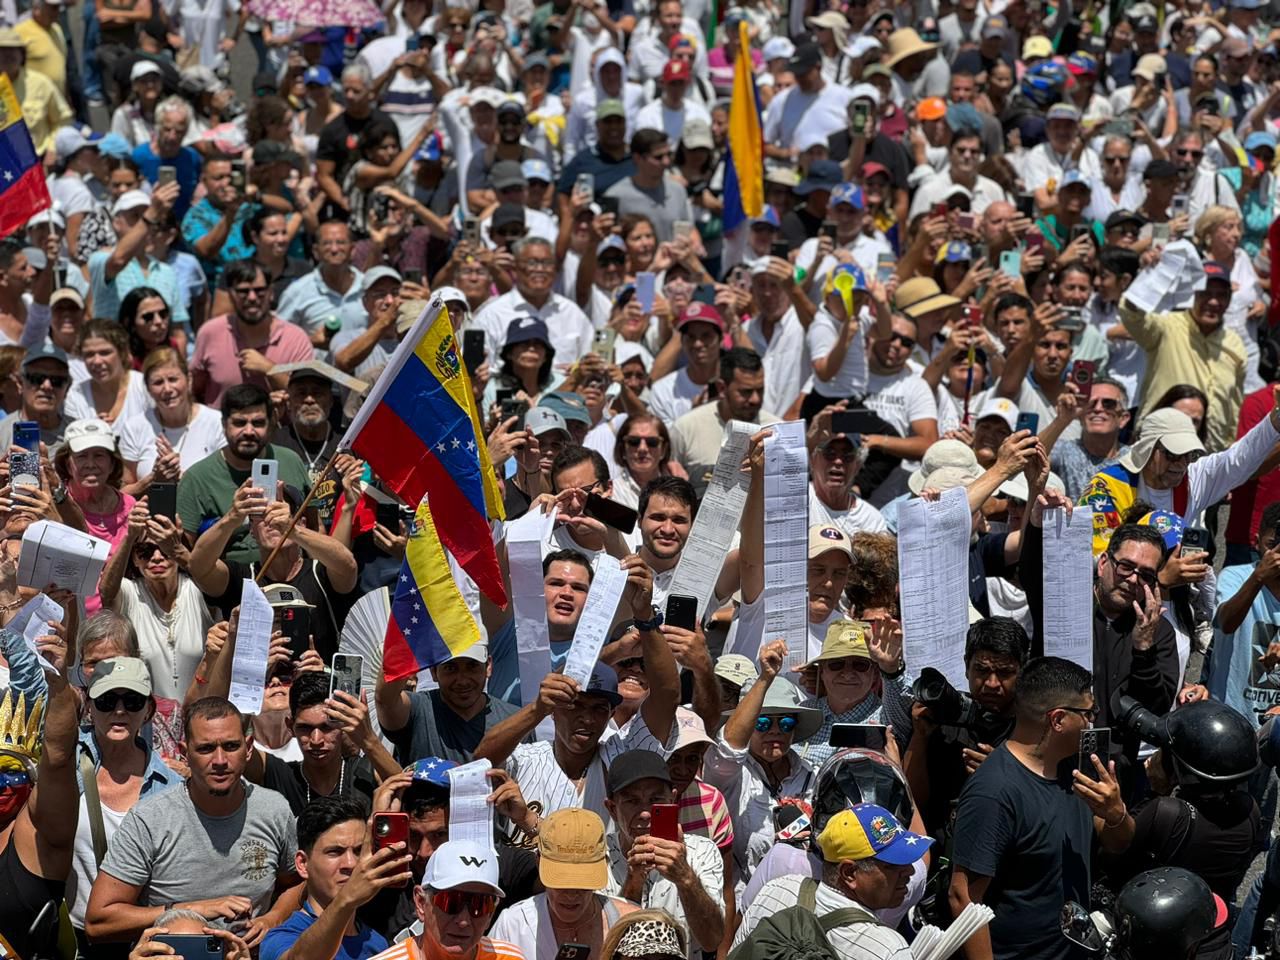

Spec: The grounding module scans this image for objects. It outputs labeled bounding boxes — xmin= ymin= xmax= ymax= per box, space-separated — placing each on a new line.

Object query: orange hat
xmin=916 ymin=97 xmax=946 ymax=121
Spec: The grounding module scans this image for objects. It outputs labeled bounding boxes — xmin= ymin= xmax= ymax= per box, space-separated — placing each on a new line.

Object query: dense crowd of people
xmin=2 ymin=0 xmax=1280 ymax=957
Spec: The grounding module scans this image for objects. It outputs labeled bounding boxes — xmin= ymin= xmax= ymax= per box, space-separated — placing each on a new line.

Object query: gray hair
xmin=155 ymin=96 xmax=192 ymax=127
xmin=154 ymin=908 xmax=208 ymax=928
xmin=78 ymin=610 xmax=140 ymax=662
xmin=512 ymin=236 xmax=553 ymax=259
xmin=1102 ymin=135 xmax=1132 ymax=156
xmin=1091 ymin=375 xmax=1130 ymax=407
xmin=341 ymin=62 xmax=372 ymax=87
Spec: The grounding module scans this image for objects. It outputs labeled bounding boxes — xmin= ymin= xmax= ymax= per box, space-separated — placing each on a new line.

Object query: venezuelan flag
xmin=0 ymin=75 xmax=50 ymax=240
xmin=383 ymin=494 xmax=480 ymax=680
xmin=340 ymin=298 xmax=507 ymax=606
xmin=722 ymin=20 xmax=763 ymax=235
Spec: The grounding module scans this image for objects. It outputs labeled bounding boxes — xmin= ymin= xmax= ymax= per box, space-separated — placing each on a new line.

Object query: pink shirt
xmin=83 ymin=491 xmax=135 ymax=614
xmin=190 ymin=314 xmax=314 ymax=408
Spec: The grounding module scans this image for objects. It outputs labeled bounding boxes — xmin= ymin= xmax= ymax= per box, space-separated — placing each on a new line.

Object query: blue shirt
xmin=75 ymin=727 xmax=178 ymax=797
xmin=131 ymin=143 xmax=202 ymax=221
xmin=181 ymin=197 xmax=256 ymax=290
xmin=1207 ymin=562 xmax=1280 ymax=727
xmin=276 ymin=267 xmax=368 ymax=337
xmin=259 ymin=903 xmax=388 ymax=960
xmin=87 ymin=250 xmax=190 ymax=328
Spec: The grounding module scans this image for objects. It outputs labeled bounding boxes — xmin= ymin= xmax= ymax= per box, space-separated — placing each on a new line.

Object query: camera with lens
xmin=1114 ymin=695 xmax=1166 ymax=746
xmin=912 ymin=667 xmax=1011 ymax=747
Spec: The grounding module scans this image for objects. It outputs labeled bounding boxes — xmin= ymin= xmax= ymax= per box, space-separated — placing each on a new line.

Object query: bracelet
xmin=1103 ymin=809 xmax=1127 ymax=829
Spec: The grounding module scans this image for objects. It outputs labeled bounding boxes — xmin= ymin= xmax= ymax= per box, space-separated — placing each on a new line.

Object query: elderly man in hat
xmin=0 ymin=27 xmax=70 ymax=157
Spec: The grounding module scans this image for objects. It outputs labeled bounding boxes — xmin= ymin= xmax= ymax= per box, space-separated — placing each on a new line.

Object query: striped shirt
xmin=677 ymin=778 xmax=735 ymax=852
xmin=370 ymin=935 xmax=526 ymax=960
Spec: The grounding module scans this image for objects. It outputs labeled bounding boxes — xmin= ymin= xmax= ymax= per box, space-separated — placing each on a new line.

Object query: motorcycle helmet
xmin=1162 ymin=699 xmax=1258 ymax=788
xmin=810 ymin=748 xmax=914 ymax=854
xmin=1112 ymin=867 xmax=1223 ymax=960
xmin=1020 ymin=61 xmax=1067 ymax=109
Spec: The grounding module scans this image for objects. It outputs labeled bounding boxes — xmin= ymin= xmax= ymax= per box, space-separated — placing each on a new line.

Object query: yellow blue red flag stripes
xmin=722 ymin=20 xmax=763 ymax=234
xmin=339 ymin=298 xmax=506 ymax=606
xmin=383 ymin=494 xmax=480 ymax=680
xmin=0 ymin=75 xmax=50 ymax=240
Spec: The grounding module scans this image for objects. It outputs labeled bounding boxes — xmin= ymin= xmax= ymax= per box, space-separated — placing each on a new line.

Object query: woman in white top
xmin=1195 ymin=205 xmax=1265 ymax=391
xmin=64 ymin=320 xmax=150 ymax=442
xmin=98 ymin=501 xmax=212 ymax=702
xmin=117 ymin=347 xmax=225 ymax=494
xmin=609 ymin=413 xmax=687 ymax=509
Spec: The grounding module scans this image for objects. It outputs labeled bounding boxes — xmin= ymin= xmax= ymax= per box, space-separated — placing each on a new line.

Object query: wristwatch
xmin=633 ymin=605 xmax=664 ymax=632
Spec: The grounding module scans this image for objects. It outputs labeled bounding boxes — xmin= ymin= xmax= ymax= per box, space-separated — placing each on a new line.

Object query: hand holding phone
xmin=649 ymin=803 xmax=679 ymax=841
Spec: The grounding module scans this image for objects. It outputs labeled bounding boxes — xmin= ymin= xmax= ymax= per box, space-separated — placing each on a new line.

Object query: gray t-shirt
xmin=100 ymin=781 xmax=297 ymax=915
xmin=603 ymin=176 xmax=692 ymax=243
xmin=385 ymin=689 xmax=528 ymax=766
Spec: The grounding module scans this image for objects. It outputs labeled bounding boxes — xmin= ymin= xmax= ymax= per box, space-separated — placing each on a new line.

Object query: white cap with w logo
xmin=420 ymin=839 xmax=505 ymax=896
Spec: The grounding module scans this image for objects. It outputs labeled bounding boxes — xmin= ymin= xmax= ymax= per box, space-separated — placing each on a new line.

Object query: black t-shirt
xmin=317 ymin=110 xmax=392 ymax=184
xmin=261 ymin=752 xmax=377 ymax=817
xmin=780 ymin=206 xmax=825 ymax=249
xmin=825 ymin=131 xmax=911 ymax=192
xmin=952 ymin=744 xmax=1092 ymax=960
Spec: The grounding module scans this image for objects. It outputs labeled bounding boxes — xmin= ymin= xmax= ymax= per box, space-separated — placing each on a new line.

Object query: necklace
xmin=144 ymin=581 xmax=181 ymax=693
xmin=303 ymin=757 xmax=346 ymax=806
xmin=292 ymin=423 xmax=332 ymax=480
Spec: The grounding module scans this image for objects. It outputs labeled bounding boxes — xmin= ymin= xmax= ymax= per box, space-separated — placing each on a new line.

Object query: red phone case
xmin=372 ymin=813 xmax=409 ymax=850
xmin=650 ymin=803 xmax=679 ymax=841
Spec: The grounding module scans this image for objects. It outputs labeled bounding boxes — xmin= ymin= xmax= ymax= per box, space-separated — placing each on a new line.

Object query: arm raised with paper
xmin=473 ymin=671 xmax=581 ymax=768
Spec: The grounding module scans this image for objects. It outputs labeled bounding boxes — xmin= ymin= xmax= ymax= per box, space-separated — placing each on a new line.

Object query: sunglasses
xmin=23 ymin=372 xmax=69 ymax=389
xmin=1175 ymin=148 xmax=1205 ymax=159
xmin=232 ymin=286 xmax=269 ymax=298
xmin=888 ymin=332 xmax=916 ymax=350
xmin=93 ymin=690 xmax=148 ymax=713
xmin=755 ymin=714 xmax=798 ymax=734
xmin=140 ymin=309 xmax=170 ymax=322
xmin=1088 ymin=397 xmax=1121 ymax=412
xmin=822 ymin=657 xmax=874 ymax=674
xmin=432 ymin=890 xmax=498 ymax=917
xmin=625 ymin=436 xmax=661 ymax=449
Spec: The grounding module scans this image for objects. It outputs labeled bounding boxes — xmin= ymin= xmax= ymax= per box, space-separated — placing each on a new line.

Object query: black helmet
xmin=1112 ymin=867 xmax=1221 ymax=960
xmin=810 ymin=748 xmax=914 ymax=853
xmin=1163 ymin=700 xmax=1258 ymax=788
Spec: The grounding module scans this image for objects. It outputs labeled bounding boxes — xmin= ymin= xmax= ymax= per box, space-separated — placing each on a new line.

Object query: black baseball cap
xmin=606 ymin=748 xmax=673 ymax=796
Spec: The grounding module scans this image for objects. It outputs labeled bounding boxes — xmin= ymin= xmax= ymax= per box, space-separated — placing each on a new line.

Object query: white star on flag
xmin=413 ymin=602 xmax=421 ymax=610
xmin=3 ymin=171 xmax=12 ymax=183
xmin=436 ymin=442 xmax=446 ymax=453
xmin=904 ymin=836 xmax=919 ymax=844
xmin=466 ymin=440 xmax=476 ymax=451
xmin=451 ymin=437 xmax=461 ymax=449
xmin=411 ymin=616 xmax=418 ymax=624
xmin=403 ymin=627 xmax=412 ymax=636
xmin=401 ymin=574 xmax=408 ymax=582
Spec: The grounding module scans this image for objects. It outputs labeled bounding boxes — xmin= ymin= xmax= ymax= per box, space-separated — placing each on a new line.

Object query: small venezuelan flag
xmin=339 ymin=299 xmax=506 ymax=606
xmin=722 ymin=20 xmax=763 ymax=234
xmin=0 ymin=75 xmax=50 ymax=239
xmin=383 ymin=494 xmax=480 ymax=681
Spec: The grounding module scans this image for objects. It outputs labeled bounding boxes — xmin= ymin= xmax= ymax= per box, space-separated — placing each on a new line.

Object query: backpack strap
xmin=798 ymin=877 xmax=820 ymax=912
xmin=79 ymin=747 xmax=108 ymax=867
xmin=798 ymin=878 xmax=879 ymax=932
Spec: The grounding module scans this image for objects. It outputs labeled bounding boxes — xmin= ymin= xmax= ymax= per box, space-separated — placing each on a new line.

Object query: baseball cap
xmin=50 ymin=288 xmax=83 ymax=309
xmin=830 ymin=182 xmax=864 ymax=209
xmin=1144 ymin=158 xmax=1179 ymax=180
xmin=1022 ymin=36 xmax=1053 ymax=60
xmin=762 ymin=37 xmax=795 ymax=61
xmin=262 ymin=584 xmax=316 ymax=608
xmin=606 ymin=748 xmax=672 ymax=795
xmin=28 ymin=207 xmax=65 ymax=231
xmin=469 ymin=87 xmax=505 ymax=110
xmin=1200 ymin=260 xmax=1233 ymax=287
xmin=447 ymin=642 xmax=489 ymax=663
xmin=1105 ymin=209 xmax=1147 ymax=230
xmin=1246 ymin=130 xmax=1278 ymax=153
xmin=1223 ymin=36 xmax=1253 ymax=58
xmin=682 ymin=119 xmax=714 ymax=151
xmin=1132 ymin=52 xmax=1168 ymax=81
xmin=808 ymin=524 xmax=853 ymax=561
xmin=672 ymin=707 xmax=713 ymax=751
xmin=677 ymin=301 xmax=726 ymax=333
xmin=129 ymin=60 xmax=162 ymax=82
xmin=824 ymin=263 xmax=867 ymax=299
xmin=87 ymin=657 xmax=153 ymax=699
xmin=663 ymin=60 xmax=691 ymax=84
xmin=492 ymin=203 xmax=527 ymax=231
xmin=861 ymin=161 xmax=890 ymax=181
xmin=595 ymin=98 xmax=626 ymax=121
xmin=981 ymin=14 xmax=1009 ymax=38
xmin=796 ymin=159 xmax=842 ymax=196
xmin=1067 ymin=51 xmax=1099 ymax=76
xmin=848 ymin=83 xmax=880 ymax=108
xmin=789 ymin=41 xmax=822 ymax=74
xmin=538 ymin=809 xmax=608 ymax=889
xmin=303 ymin=65 xmax=333 ymax=86
xmin=491 ymin=160 xmax=527 ymax=191
xmin=362 ymin=265 xmax=403 ymax=294
xmin=916 ymin=97 xmax=946 ymax=121
xmin=420 ymin=839 xmax=504 ymax=895
xmin=55 ymin=125 xmax=102 ymax=163
xmin=1046 ymin=102 xmax=1082 ymax=123
xmin=539 ymin=391 xmax=591 ymax=425
xmin=597 ymin=235 xmax=627 ymax=258
xmin=714 ymin=654 xmax=758 ymax=690
xmin=1059 ymin=169 xmax=1091 ymax=191
xmin=751 ymin=205 xmax=781 ymax=228
xmin=584 ymin=662 xmax=623 ymax=705
xmin=65 ymin=418 xmax=116 ymax=454
xmin=975 ymin=395 xmax=1019 ymax=431
xmin=22 ymin=342 xmax=69 ymax=371
xmin=1120 ymin=408 xmax=1205 ymax=472
xmin=524 ymin=407 xmax=568 ymax=438
xmin=807 ymin=10 xmax=847 ymax=30
xmin=1136 ymin=510 xmax=1187 ymax=551
xmin=934 ymin=240 xmax=973 ymax=264
xmin=112 ymin=190 xmax=151 ymax=216
xmin=907 ymin=438 xmax=981 ymax=495
xmin=817 ymin=804 xmax=933 ymax=865
xmin=270 ymin=359 xmax=368 ymax=394
xmin=522 ymin=159 xmax=553 ymax=183
xmin=408 ymin=757 xmax=458 ymax=786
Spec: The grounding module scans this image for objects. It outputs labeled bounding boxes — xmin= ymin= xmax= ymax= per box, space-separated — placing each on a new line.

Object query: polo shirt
xmin=132 ymin=143 xmax=202 ymax=220
xmin=745 ymin=306 xmax=809 ymax=418
xmin=15 ymin=19 xmax=66 ymax=96
xmin=181 ymin=197 xmax=256 ymax=289
xmin=276 ymin=266 xmax=369 ymax=337
xmin=87 ymin=251 xmax=190 ymax=329
xmin=190 ymin=314 xmax=314 ymax=408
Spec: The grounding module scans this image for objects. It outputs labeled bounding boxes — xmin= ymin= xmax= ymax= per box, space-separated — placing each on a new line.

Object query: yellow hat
xmin=537 ymin=809 xmax=609 ymax=889
xmin=807 ymin=619 xmax=871 ymax=667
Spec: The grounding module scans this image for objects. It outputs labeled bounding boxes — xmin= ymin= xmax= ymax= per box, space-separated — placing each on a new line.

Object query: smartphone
xmin=404 ymin=268 xmax=423 ymax=285
xmin=956 ymin=212 xmax=976 ymax=233
xmin=149 ymin=481 xmax=177 ymax=522
xmin=1182 ymin=526 xmax=1211 ymax=552
xmin=279 ymin=605 xmax=311 ymax=659
xmin=931 ymin=202 xmax=949 ymax=220
xmin=852 ymin=100 xmax=870 ymax=135
xmin=251 ymin=458 xmax=279 ymax=513
xmin=1071 ymin=359 xmax=1096 ymax=402
xmin=500 ymin=398 xmax=529 ymax=422
xmin=829 ymin=723 xmax=889 ymax=750
xmin=665 ymin=594 xmax=697 ymax=631
xmin=1102 ymin=117 xmax=1134 ymax=138
xmin=831 ymin=408 xmax=882 ymax=437
xmin=556 ymin=945 xmax=590 ymax=960
xmin=770 ymin=240 xmax=790 ymax=260
xmin=152 ymin=936 xmax=223 ymax=960
xmin=598 ymin=195 xmax=620 ymax=217
xmin=1025 ymin=231 xmax=1045 ymax=254
xmin=330 ymin=652 xmax=363 ymax=700
xmin=574 ymin=172 xmax=595 ymax=201
xmin=406 ymin=33 xmax=420 ymax=50
xmin=1015 ymin=412 xmax=1039 ymax=435
xmin=13 ymin=420 xmax=39 ymax=452
xmin=1171 ymin=193 xmax=1190 ymax=217
xmin=820 ymin=219 xmax=838 ymax=241
xmin=8 ymin=450 xmax=38 ymax=488
xmin=583 ymin=491 xmax=637 ymax=534
xmin=999 ymin=249 xmax=1022 ymax=278
xmin=1152 ymin=222 xmax=1171 ymax=243
xmin=963 ymin=304 xmax=982 ymax=328
xmin=230 ymin=164 xmax=246 ymax=193
xmin=1057 ymin=306 xmax=1086 ymax=333
xmin=1077 ymin=727 xmax=1111 ymax=773
xmin=673 ymin=219 xmax=695 ymax=241
xmin=650 ymin=803 xmax=679 ymax=841
xmin=462 ymin=329 xmax=486 ymax=374
xmin=635 ymin=272 xmax=656 ymax=313
xmin=1069 ymin=222 xmax=1093 ymax=244
xmin=463 ymin=216 xmax=481 ymax=246
xmin=370 ymin=192 xmax=391 ymax=223
xmin=375 ymin=499 xmax=402 ymax=531
xmin=53 ymin=262 xmax=67 ymax=289
xmin=593 ymin=326 xmax=617 ymax=361
xmin=876 ymin=253 xmax=895 ymax=284
xmin=372 ymin=810 xmax=410 ymax=878
xmin=1016 ymin=193 xmax=1035 ymax=219
xmin=157 ymin=165 xmax=177 ymax=187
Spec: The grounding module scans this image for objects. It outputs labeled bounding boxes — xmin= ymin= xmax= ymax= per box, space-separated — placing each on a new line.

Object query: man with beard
xmin=177 ymin=383 xmax=312 ymax=565
xmin=271 ymin=360 xmax=361 ymax=524
xmin=191 ymin=259 xmax=313 ymax=408
xmin=85 ymin=697 xmax=302 ymax=947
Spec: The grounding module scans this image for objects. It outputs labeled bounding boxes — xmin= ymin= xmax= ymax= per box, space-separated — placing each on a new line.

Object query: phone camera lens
xmin=375 ymin=820 xmax=390 ymax=837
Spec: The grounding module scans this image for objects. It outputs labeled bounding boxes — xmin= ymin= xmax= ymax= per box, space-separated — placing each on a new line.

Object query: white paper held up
xmin=12 ymin=594 xmax=63 ymax=674
xmin=447 ymin=759 xmax=497 ymax=853
xmin=17 ymin=520 xmax=111 ymax=595
xmin=897 ymin=486 xmax=971 ymax=687
xmin=562 ymin=558 xmax=629 ymax=688
xmin=1042 ymin=506 xmax=1095 ymax=671
xmin=507 ymin=508 xmax=557 ymax=740
xmin=763 ymin=421 xmax=810 ymax=669
xmin=228 ymin=579 xmax=275 ymax=714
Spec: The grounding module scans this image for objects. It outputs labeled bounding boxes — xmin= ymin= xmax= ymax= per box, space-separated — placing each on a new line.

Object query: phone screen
xmin=831 ymin=409 xmax=881 ymax=437
xmin=149 ymin=481 xmax=178 ymax=522
xmin=462 ymin=329 xmax=486 ymax=374
xmin=829 ymin=723 xmax=888 ymax=750
xmin=665 ymin=594 xmax=697 ymax=631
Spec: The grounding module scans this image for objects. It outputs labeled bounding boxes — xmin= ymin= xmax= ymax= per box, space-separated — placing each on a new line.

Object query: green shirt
xmin=177 ymin=445 xmax=312 ymax=566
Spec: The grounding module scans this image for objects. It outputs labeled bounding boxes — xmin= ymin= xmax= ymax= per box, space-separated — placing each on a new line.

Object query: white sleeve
xmin=904 ymin=378 xmax=940 ymax=423
xmin=21 ymin=302 xmax=51 ymax=349
xmin=1188 ymin=412 xmax=1280 ymax=516
xmin=1021 ymin=148 xmax=1052 ymax=191
xmin=805 ymin=312 xmax=839 ymax=366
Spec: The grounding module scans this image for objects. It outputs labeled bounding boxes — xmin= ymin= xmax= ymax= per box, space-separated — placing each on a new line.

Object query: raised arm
xmin=472 ymin=672 xmax=579 ymax=767
xmin=723 ymin=639 xmax=785 ymax=750
xmin=737 ymin=428 xmax=771 ymax=605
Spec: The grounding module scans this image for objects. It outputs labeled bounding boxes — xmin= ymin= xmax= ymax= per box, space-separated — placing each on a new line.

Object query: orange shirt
xmin=371 ymin=935 xmax=526 ymax=960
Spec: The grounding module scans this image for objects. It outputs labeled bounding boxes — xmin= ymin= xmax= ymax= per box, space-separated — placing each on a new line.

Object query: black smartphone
xmin=556 ymin=945 xmax=590 ymax=960
xmin=13 ymin=420 xmax=39 ymax=452
xmin=462 ymin=329 xmax=486 ymax=374
xmin=820 ymin=219 xmax=838 ymax=241
xmin=404 ymin=267 xmax=423 ymax=285
xmin=494 ymin=387 xmax=514 ymax=407
xmin=1182 ymin=526 xmax=1211 ymax=552
xmin=1057 ymin=306 xmax=1086 ymax=334
xmin=370 ymin=192 xmax=391 ymax=222
xmin=1015 ymin=412 xmax=1039 ymax=435
xmin=598 ymin=195 xmax=620 ymax=217
xmin=583 ymin=492 xmax=637 ymax=534
xmin=665 ymin=594 xmax=697 ymax=631
xmin=149 ymin=481 xmax=177 ymax=522
xmin=330 ymin=653 xmax=363 ymax=699
xmin=1069 ymin=222 xmax=1093 ymax=244
xmin=830 ymin=723 xmax=889 ymax=750
xmin=1077 ymin=727 xmax=1111 ymax=773
xmin=279 ymin=605 xmax=311 ymax=659
xmin=852 ymin=100 xmax=870 ymax=136
xmin=230 ymin=162 xmax=246 ymax=193
xmin=1016 ymin=193 xmax=1035 ymax=219
xmin=375 ymin=499 xmax=402 ymax=531
xmin=500 ymin=398 xmax=530 ymax=422
xmin=771 ymin=240 xmax=790 ymax=260
xmin=153 ymin=936 xmax=223 ymax=960
xmin=830 ymin=408 xmax=881 ymax=437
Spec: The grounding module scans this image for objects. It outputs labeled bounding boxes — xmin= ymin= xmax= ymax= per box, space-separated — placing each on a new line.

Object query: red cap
xmin=677 ymin=302 xmax=726 ymax=333
xmin=663 ymin=60 xmax=691 ymax=83
xmin=861 ymin=161 xmax=890 ymax=181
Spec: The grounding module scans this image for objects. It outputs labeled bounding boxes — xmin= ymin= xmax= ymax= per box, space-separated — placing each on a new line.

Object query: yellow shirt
xmin=1119 ymin=299 xmax=1246 ymax=453
xmin=14 ymin=19 xmax=67 ymax=98
xmin=13 ymin=68 xmax=71 ymax=157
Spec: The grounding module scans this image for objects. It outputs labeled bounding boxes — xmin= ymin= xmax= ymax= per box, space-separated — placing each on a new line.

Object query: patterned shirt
xmin=87 ymin=251 xmax=190 ymax=329
xmin=796 ymin=673 xmax=913 ymax=769
xmin=677 ymin=777 xmax=735 ymax=852
xmin=180 ymin=197 xmax=256 ymax=290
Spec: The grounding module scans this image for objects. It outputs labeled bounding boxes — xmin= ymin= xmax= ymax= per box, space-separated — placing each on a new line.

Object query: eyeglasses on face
xmin=1054 ymin=704 xmax=1100 ymax=722
xmin=432 ymin=890 xmax=498 ymax=917
xmin=23 ymin=372 xmax=69 ymax=389
xmin=1088 ymin=397 xmax=1122 ymax=412
xmin=821 ymin=657 xmax=874 ymax=674
xmin=231 ymin=285 xmax=268 ymax=298
xmin=1110 ymin=557 xmax=1159 ymax=587
xmin=1175 ymin=148 xmax=1204 ymax=159
xmin=93 ymin=691 xmax=148 ymax=713
xmin=755 ymin=714 xmax=798 ymax=734
xmin=1154 ymin=443 xmax=1193 ymax=464
xmin=887 ymin=332 xmax=916 ymax=350
xmin=625 ymin=436 xmax=661 ymax=449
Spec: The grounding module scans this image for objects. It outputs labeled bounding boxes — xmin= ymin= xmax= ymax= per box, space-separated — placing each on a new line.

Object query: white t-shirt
xmin=807 ymin=484 xmax=888 ymax=539
xmin=68 ymin=791 xmax=128 ymax=928
xmin=806 ymin=306 xmax=871 ymax=399
xmin=763 ymin=83 xmax=854 ymax=150
xmin=64 ymin=371 xmax=151 ymax=432
xmin=864 ymin=366 xmax=938 ymax=505
xmin=113 ymin=576 xmax=214 ymax=701
xmin=116 ymin=404 xmax=227 ymax=477
xmin=746 ymin=307 xmax=809 ymax=419
xmin=648 ymin=367 xmax=709 ymax=425
xmin=634 ymin=99 xmax=712 ymax=147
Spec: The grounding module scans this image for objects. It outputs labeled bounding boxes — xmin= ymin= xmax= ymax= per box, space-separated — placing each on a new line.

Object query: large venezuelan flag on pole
xmin=721 ymin=20 xmax=763 ymax=236
xmin=0 ymin=75 xmax=51 ymax=240
xmin=340 ymin=298 xmax=506 ymax=607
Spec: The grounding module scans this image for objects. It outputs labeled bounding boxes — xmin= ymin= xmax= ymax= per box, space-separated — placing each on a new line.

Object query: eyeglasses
xmin=821 ymin=657 xmax=874 ymax=674
xmin=1104 ymin=155 xmax=1130 ymax=164
xmin=140 ymin=308 xmax=170 ymax=322
xmin=1088 ymin=397 xmax=1121 ymax=412
xmin=755 ymin=714 xmax=798 ymax=734
xmin=93 ymin=691 xmax=148 ymax=713
xmin=432 ymin=890 xmax=498 ymax=917
xmin=625 ymin=436 xmax=661 ymax=449
xmin=518 ymin=258 xmax=556 ymax=271
xmin=1054 ymin=704 xmax=1100 ymax=722
xmin=1175 ymin=148 xmax=1204 ymax=159
xmin=232 ymin=285 xmax=269 ymax=298
xmin=23 ymin=372 xmax=69 ymax=389
xmin=888 ymin=332 xmax=916 ymax=350
xmin=1110 ymin=557 xmax=1159 ymax=587
xmin=133 ymin=542 xmax=163 ymax=557
xmin=1154 ymin=443 xmax=1194 ymax=464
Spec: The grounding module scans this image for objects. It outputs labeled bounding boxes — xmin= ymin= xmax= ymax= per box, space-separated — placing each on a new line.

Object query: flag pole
xmin=254 ymin=447 xmax=346 ymax=585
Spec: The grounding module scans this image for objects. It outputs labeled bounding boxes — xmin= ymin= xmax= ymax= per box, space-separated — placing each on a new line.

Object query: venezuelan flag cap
xmin=817 ymin=803 xmax=933 ymax=866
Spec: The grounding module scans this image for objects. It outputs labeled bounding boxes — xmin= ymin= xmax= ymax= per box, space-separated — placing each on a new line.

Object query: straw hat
xmin=885 ymin=28 xmax=937 ymax=68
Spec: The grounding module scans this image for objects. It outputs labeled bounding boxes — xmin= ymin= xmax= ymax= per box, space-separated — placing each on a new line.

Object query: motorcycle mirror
xmin=1060 ymin=902 xmax=1106 ymax=953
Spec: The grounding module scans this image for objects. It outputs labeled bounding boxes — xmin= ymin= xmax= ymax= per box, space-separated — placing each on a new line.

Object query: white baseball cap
xmin=420 ymin=839 xmax=504 ymax=895
xmin=975 ymin=395 xmax=1019 ymax=431
xmin=111 ymin=190 xmax=151 ymax=216
xmin=65 ymin=418 xmax=116 ymax=454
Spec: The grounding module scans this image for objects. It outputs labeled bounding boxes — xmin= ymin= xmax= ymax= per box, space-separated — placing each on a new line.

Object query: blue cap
xmin=1230 ymin=0 xmax=1264 ymax=8
xmin=830 ymin=182 xmax=864 ymax=209
xmin=415 ymin=132 xmax=443 ymax=162
xmin=796 ymin=159 xmax=842 ymax=196
xmin=1247 ymin=130 xmax=1278 ymax=153
xmin=829 ymin=262 xmax=868 ymax=292
xmin=1137 ymin=510 xmax=1185 ymax=551
xmin=597 ymin=234 xmax=627 ymax=257
xmin=1046 ymin=102 xmax=1082 ymax=123
xmin=945 ymin=102 xmax=983 ymax=136
xmin=539 ymin=390 xmax=591 ymax=425
xmin=503 ymin=315 xmax=553 ymax=349
xmin=935 ymin=240 xmax=973 ymax=264
xmin=1067 ymin=51 xmax=1099 ymax=75
xmin=584 ymin=662 xmax=623 ymax=705
xmin=303 ymin=65 xmax=333 ymax=86
xmin=751 ymin=204 xmax=781 ymax=228
xmin=521 ymin=159 xmax=553 ymax=183
xmin=817 ymin=803 xmax=934 ymax=866
xmin=613 ymin=282 xmax=636 ymax=307
xmin=97 ymin=132 xmax=132 ymax=158
xmin=408 ymin=757 xmax=459 ymax=785
xmin=1059 ymin=169 xmax=1092 ymax=190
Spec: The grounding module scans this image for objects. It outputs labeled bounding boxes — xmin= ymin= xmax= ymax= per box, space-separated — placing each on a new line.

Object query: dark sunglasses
xmin=140 ymin=308 xmax=170 ymax=322
xmin=821 ymin=657 xmax=874 ymax=674
xmin=625 ymin=436 xmax=661 ymax=449
xmin=432 ymin=890 xmax=498 ymax=917
xmin=93 ymin=690 xmax=148 ymax=712
xmin=888 ymin=332 xmax=916 ymax=350
xmin=231 ymin=285 xmax=269 ymax=298
xmin=1088 ymin=397 xmax=1121 ymax=412
xmin=755 ymin=714 xmax=798 ymax=734
xmin=23 ymin=371 xmax=69 ymax=389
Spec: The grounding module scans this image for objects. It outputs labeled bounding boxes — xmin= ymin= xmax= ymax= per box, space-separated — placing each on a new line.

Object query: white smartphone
xmin=251 ymin=458 xmax=279 ymax=516
xmin=330 ymin=653 xmax=363 ymax=699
